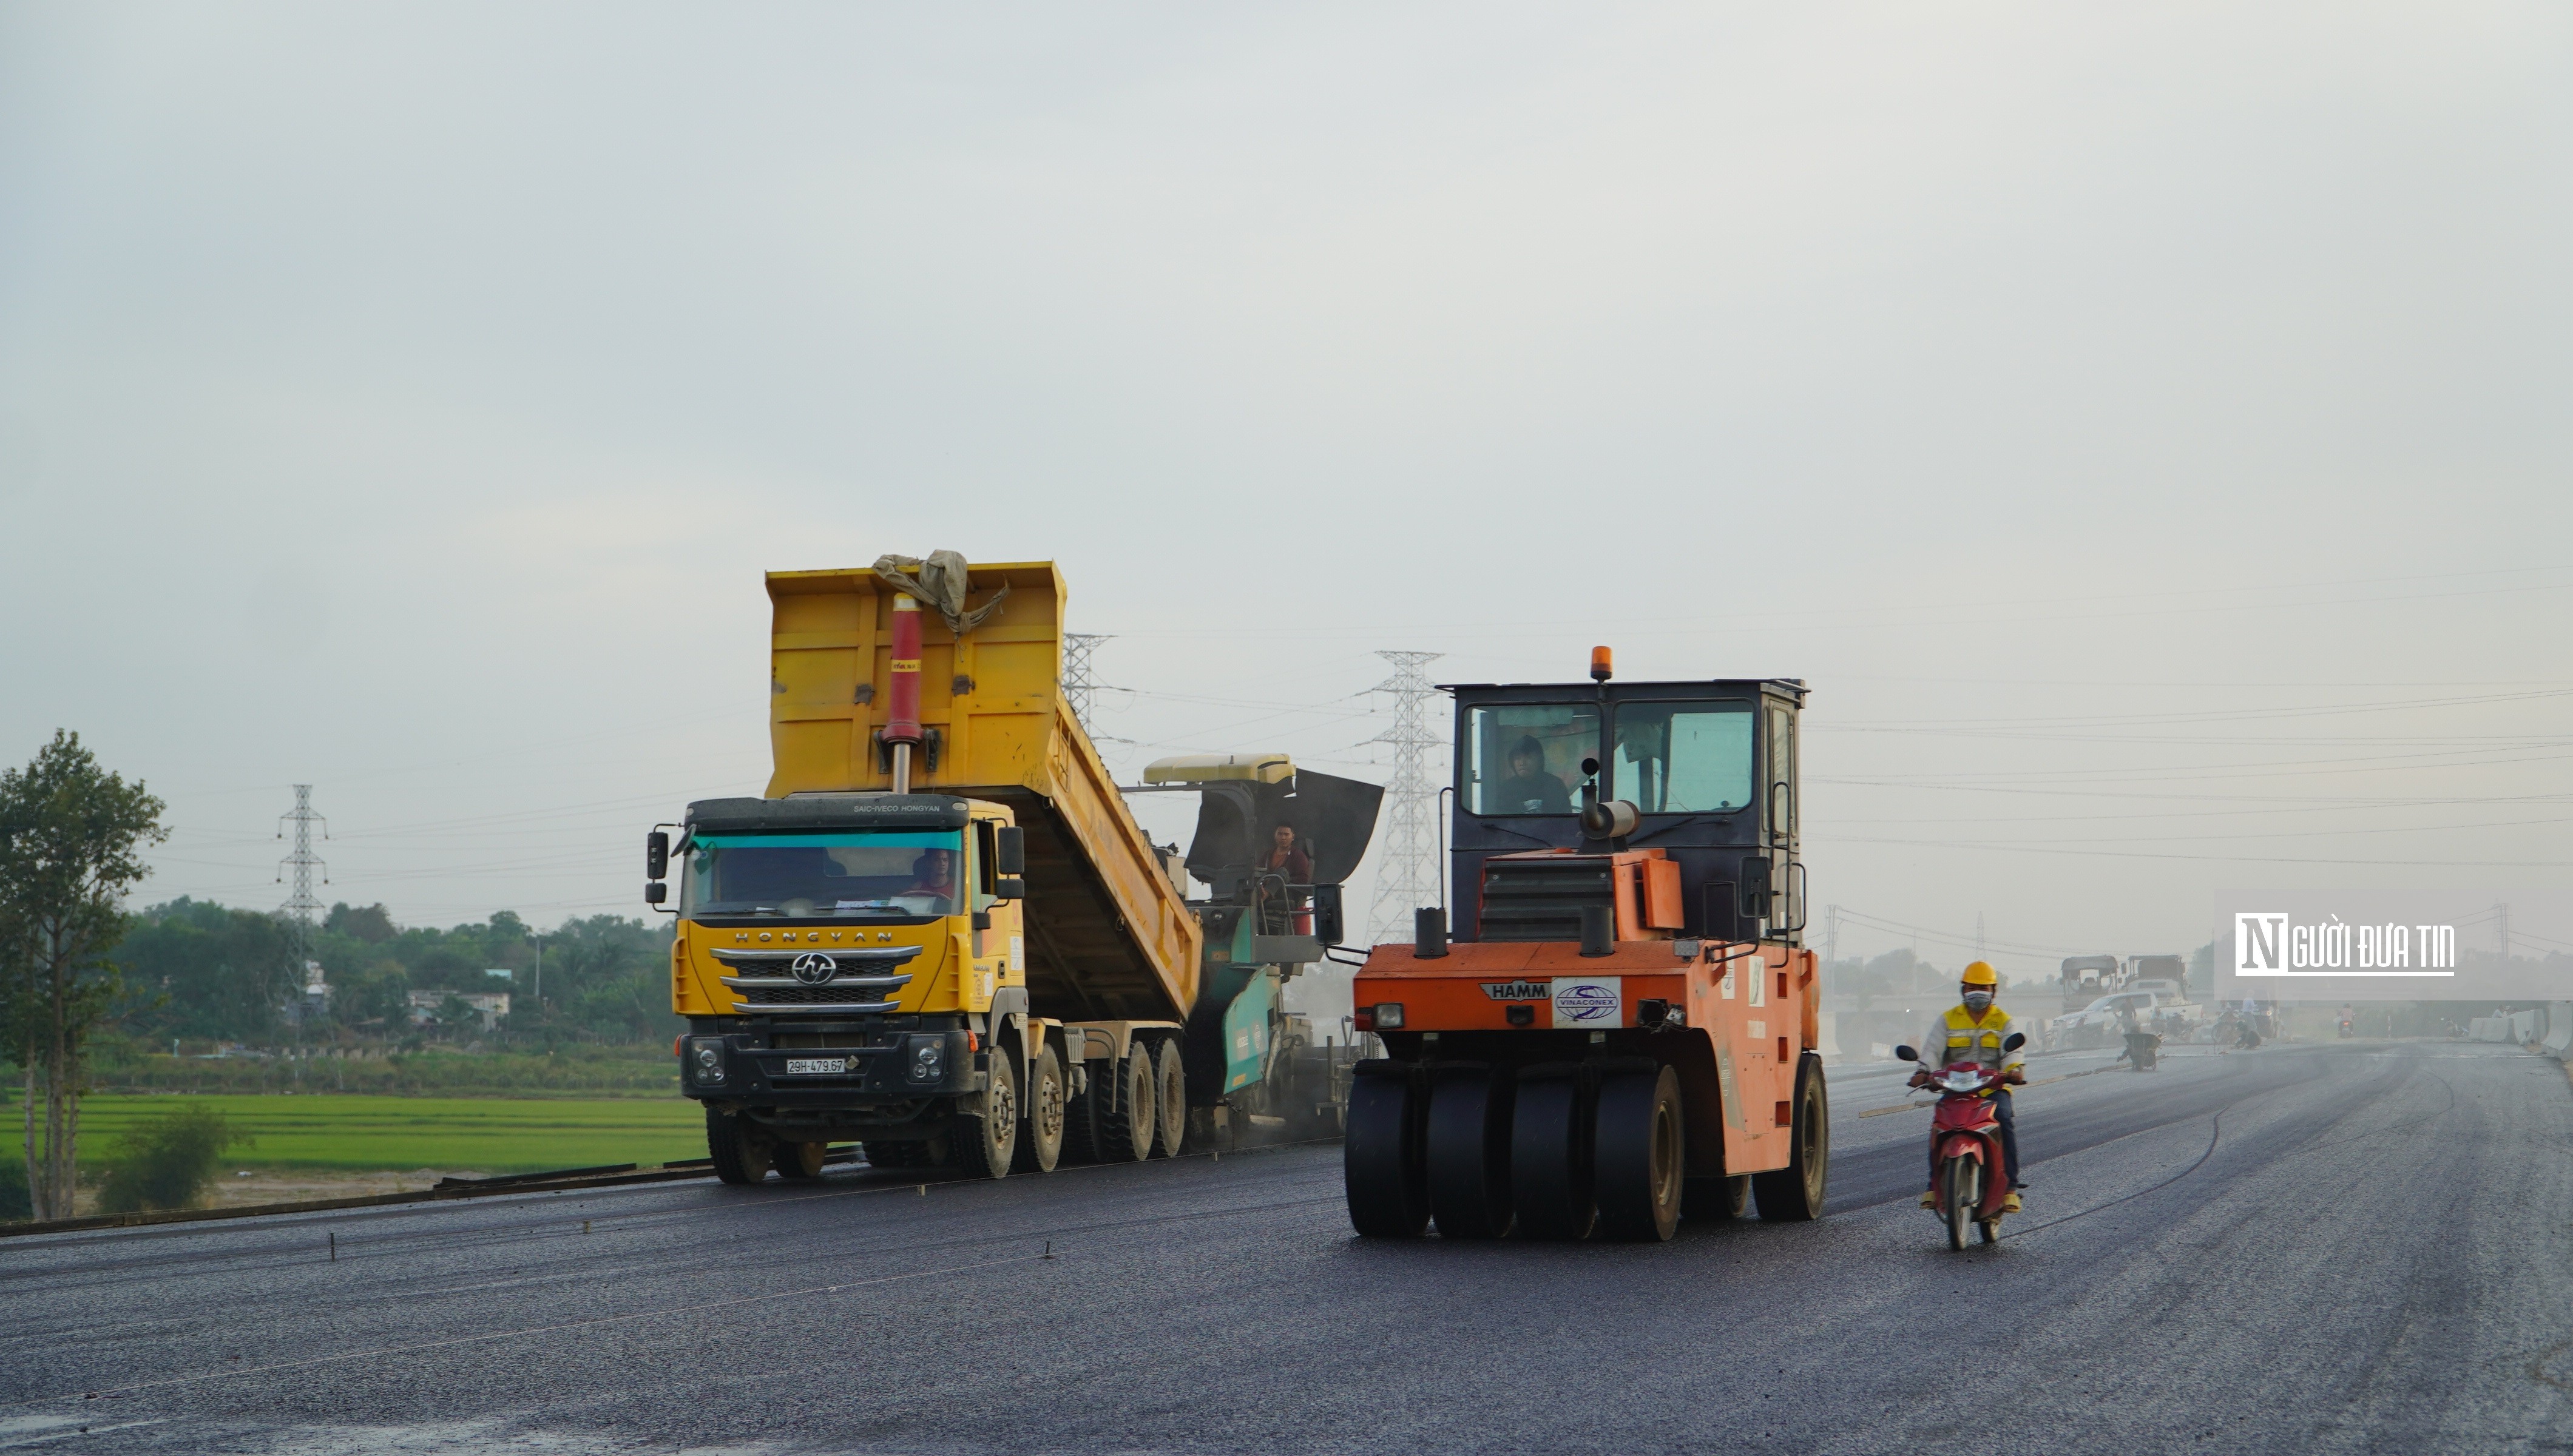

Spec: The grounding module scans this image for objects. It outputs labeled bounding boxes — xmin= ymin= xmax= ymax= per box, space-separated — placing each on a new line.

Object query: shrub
xmin=94 ymin=1104 xmax=248 ymax=1213
xmin=0 ymin=1157 xmax=29 ymax=1222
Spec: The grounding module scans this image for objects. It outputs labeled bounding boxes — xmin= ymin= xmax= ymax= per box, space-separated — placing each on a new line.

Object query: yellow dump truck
xmin=648 ymin=558 xmax=1374 ymax=1181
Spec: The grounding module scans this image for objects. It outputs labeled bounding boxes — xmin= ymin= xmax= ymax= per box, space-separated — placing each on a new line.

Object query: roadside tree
xmin=0 ymin=731 xmax=167 ymax=1220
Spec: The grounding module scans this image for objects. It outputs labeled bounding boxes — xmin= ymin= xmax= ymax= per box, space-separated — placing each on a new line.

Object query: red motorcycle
xmin=1895 ymin=1030 xmax=2027 ymax=1250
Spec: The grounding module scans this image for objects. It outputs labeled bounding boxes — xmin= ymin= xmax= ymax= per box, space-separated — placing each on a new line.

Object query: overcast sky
xmin=3 ymin=2 xmax=2568 ymax=978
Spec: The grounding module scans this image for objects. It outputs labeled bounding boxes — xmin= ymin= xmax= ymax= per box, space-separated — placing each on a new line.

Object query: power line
xmin=1366 ymin=651 xmax=1444 ymax=943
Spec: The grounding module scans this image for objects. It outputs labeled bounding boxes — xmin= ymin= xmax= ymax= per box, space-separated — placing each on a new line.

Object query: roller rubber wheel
xmin=1509 ymin=1072 xmax=1594 ymax=1240
xmin=1593 ymin=1065 xmax=1685 ymax=1242
xmin=1013 ymin=1048 xmax=1066 ymax=1174
xmin=1151 ymin=1039 xmax=1187 ymax=1158
xmin=773 ymin=1140 xmax=827 ymax=1181
xmin=1754 ymin=1055 xmax=1830 ymax=1221
xmin=706 ymin=1108 xmax=773 ymax=1186
xmin=1683 ymin=1174 xmax=1753 ymax=1221
xmin=1425 ymin=1067 xmax=1513 ymax=1239
xmin=1344 ymin=1070 xmax=1429 ymax=1238
xmin=953 ymin=1048 xmax=1019 ymax=1180
xmin=1098 ymin=1044 xmax=1155 ymax=1163
xmin=1942 ymin=1156 xmax=1976 ymax=1251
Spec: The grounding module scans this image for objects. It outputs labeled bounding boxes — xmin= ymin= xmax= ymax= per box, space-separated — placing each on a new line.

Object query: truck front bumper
xmin=680 ymin=1027 xmax=979 ymax=1109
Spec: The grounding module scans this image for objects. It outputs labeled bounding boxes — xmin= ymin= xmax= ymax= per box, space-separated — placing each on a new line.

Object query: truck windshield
xmin=1610 ymin=702 xmax=1753 ymax=814
xmin=1463 ymin=703 xmax=1599 ymax=815
xmin=682 ymin=832 xmax=964 ymax=918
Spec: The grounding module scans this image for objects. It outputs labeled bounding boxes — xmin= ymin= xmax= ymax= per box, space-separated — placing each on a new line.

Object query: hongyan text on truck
xmin=647 ymin=556 xmax=1380 ymax=1182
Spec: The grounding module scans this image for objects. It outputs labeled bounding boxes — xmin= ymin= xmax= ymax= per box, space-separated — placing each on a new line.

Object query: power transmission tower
xmin=1367 ymin=651 xmax=1445 ymax=942
xmin=2497 ymin=901 xmax=2510 ymax=961
xmin=1825 ymin=903 xmax=1841 ymax=966
xmin=1062 ymin=633 xmax=1111 ymax=736
xmin=276 ymin=785 xmax=330 ymax=986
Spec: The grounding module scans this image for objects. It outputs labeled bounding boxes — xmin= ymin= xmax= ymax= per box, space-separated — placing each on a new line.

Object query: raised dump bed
xmin=762 ymin=561 xmax=1200 ymax=1023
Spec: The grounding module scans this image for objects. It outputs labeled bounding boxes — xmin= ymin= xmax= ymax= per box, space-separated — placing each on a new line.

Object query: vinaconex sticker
xmin=1551 ymin=977 xmax=1621 ymax=1025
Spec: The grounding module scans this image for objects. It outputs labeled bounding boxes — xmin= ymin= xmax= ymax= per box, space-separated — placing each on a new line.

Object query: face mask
xmin=1963 ymin=991 xmax=1993 ymax=1013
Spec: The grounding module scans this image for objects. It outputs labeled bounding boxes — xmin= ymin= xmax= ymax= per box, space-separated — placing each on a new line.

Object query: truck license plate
xmin=784 ymin=1057 xmax=849 ymax=1075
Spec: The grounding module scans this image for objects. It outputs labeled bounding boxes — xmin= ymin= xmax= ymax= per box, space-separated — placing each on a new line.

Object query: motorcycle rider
xmin=1914 ymin=961 xmax=2027 ymax=1212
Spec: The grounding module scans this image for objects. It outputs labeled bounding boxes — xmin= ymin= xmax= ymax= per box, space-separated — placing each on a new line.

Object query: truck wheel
xmin=773 ymin=1141 xmax=827 ymax=1181
xmin=1013 ymin=1048 xmax=1066 ymax=1174
xmin=1062 ymin=1072 xmax=1102 ymax=1166
xmin=1344 ymin=1070 xmax=1429 ymax=1237
xmin=1509 ymin=1070 xmax=1594 ymax=1240
xmin=952 ymin=1052 xmax=1019 ymax=1179
xmin=706 ymin=1108 xmax=773 ymax=1186
xmin=1425 ymin=1067 xmax=1513 ymax=1239
xmin=1151 ymin=1039 xmax=1187 ymax=1158
xmin=1753 ymin=1056 xmax=1830 ymax=1222
xmin=1098 ymin=1043 xmax=1156 ymax=1163
xmin=1592 ymin=1066 xmax=1683 ymax=1241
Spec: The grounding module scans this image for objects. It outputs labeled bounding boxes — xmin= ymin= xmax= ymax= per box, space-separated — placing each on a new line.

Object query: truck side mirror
xmin=1893 ymin=1044 xmax=1918 ymax=1062
xmin=643 ymin=881 xmax=666 ymax=905
xmin=2003 ymin=1032 xmax=2026 ymax=1052
xmin=1313 ymin=883 xmax=1345 ymax=946
xmin=995 ymin=826 xmax=1026 ymax=875
xmin=1737 ymin=855 xmax=1772 ymax=918
xmin=646 ymin=831 xmax=669 ymax=881
xmin=993 ymin=876 xmax=1026 ymax=900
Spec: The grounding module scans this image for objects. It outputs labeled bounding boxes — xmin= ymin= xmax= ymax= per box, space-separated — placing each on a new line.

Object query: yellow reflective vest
xmin=1919 ymin=1003 xmax=2025 ymax=1079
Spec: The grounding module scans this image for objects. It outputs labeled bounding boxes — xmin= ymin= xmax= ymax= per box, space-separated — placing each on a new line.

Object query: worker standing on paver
xmin=1912 ymin=961 xmax=2029 ymax=1212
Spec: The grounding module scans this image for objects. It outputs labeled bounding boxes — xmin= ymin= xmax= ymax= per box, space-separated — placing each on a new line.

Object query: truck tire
xmin=1344 ymin=1069 xmax=1429 ymax=1238
xmin=1013 ymin=1048 xmax=1066 ymax=1175
xmin=952 ymin=1052 xmax=1019 ymax=1180
xmin=773 ymin=1140 xmax=827 ymax=1181
xmin=1592 ymin=1065 xmax=1683 ymax=1241
xmin=706 ymin=1107 xmax=773 ymax=1186
xmin=1151 ymin=1039 xmax=1187 ymax=1158
xmin=1753 ymin=1056 xmax=1830 ymax=1222
xmin=1509 ymin=1070 xmax=1594 ymax=1240
xmin=1062 ymin=1071 xmax=1103 ymax=1167
xmin=1425 ymin=1067 xmax=1513 ymax=1239
xmin=1098 ymin=1044 xmax=1155 ymax=1163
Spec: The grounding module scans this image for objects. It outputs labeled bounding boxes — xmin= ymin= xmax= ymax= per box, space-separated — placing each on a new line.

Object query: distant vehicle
xmin=2052 ymin=988 xmax=2197 ymax=1048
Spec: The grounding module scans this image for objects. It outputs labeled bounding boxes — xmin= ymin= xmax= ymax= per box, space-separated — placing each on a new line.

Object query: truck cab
xmin=669 ymin=792 xmax=1037 ymax=1179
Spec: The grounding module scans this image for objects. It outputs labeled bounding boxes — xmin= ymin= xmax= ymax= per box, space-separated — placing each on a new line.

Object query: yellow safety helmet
xmin=1960 ymin=961 xmax=2000 ymax=987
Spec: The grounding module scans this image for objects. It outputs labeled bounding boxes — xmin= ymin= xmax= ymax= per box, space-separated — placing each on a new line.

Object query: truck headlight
xmin=691 ymin=1039 xmax=725 ymax=1084
xmin=910 ymin=1037 xmax=944 ymax=1082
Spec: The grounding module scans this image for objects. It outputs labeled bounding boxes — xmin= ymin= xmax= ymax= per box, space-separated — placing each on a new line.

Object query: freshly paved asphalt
xmin=4 ymin=1039 xmax=2568 ymax=1454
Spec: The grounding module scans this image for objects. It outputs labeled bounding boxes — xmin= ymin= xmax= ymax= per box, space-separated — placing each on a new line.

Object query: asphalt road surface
xmin=5 ymin=1039 xmax=2569 ymax=1454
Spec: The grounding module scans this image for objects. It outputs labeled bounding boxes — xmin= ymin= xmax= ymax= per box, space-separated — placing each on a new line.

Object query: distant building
xmin=406 ymin=988 xmax=512 ymax=1032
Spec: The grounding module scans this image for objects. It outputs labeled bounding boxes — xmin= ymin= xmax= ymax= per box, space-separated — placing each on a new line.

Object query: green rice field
xmin=70 ymin=1094 xmax=709 ymax=1174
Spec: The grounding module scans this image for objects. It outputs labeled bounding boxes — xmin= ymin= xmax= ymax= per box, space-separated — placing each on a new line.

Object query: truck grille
xmin=1478 ymin=857 xmax=1614 ymax=942
xmin=738 ymin=985 xmax=896 ymax=1008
